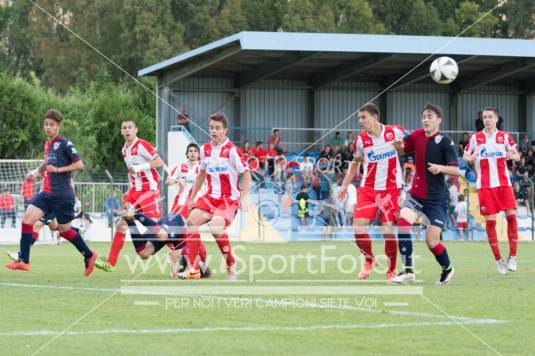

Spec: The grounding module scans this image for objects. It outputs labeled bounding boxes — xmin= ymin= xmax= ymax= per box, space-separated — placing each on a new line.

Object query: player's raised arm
xmin=339 ymin=158 xmax=361 ymax=201
xmin=505 ymin=134 xmax=521 ymax=162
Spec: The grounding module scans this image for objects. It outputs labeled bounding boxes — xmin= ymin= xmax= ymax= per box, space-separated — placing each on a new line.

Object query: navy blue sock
xmin=431 ymin=243 xmax=451 ymax=270
xmin=398 ymin=218 xmax=413 ymax=273
xmin=19 ymin=223 xmax=34 ymax=263
xmin=60 ymin=229 xmax=93 ymax=259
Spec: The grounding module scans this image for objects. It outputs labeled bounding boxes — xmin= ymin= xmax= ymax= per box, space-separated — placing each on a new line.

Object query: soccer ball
xmin=430 ymin=56 xmax=458 ymax=84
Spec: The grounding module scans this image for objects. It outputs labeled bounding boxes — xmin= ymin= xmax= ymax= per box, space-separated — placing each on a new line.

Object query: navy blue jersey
xmin=42 ymin=135 xmax=80 ymax=198
xmin=404 ymin=129 xmax=458 ymax=200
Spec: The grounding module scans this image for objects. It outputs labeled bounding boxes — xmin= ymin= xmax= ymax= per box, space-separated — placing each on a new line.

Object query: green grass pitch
xmin=1 ymin=241 xmax=534 ymax=355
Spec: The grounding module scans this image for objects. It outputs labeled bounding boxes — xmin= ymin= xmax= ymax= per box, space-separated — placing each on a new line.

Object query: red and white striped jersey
xmin=200 ymin=139 xmax=248 ymax=200
xmin=122 ymin=138 xmax=160 ymax=191
xmin=170 ymin=161 xmax=203 ymax=206
xmin=465 ymin=130 xmax=516 ymax=189
xmin=354 ymin=124 xmax=404 ymax=191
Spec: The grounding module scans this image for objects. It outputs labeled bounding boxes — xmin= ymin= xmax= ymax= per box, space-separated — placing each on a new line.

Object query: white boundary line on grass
xmin=0 ymin=319 xmax=506 ymax=338
xmin=0 ymin=282 xmax=507 ymax=324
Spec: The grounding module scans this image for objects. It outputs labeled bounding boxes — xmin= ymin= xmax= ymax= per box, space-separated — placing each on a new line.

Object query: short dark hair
xmin=273 ymin=129 xmax=279 ymax=133
xmin=44 ymin=108 xmax=63 ymax=123
xmin=121 ymin=118 xmax=137 ymax=127
xmin=359 ymin=103 xmax=380 ymax=117
xmin=482 ymin=106 xmax=499 ymax=116
xmin=208 ymin=112 xmax=228 ymax=128
xmin=186 ymin=143 xmax=199 ymax=154
xmin=300 ymin=185 xmax=307 ymax=190
xmin=422 ymin=103 xmax=442 ymax=118
xmin=459 ymin=194 xmax=465 ymax=202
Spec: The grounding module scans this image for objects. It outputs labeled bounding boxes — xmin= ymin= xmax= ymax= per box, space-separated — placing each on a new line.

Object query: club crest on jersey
xmin=497 ymin=136 xmax=504 ymax=143
xmin=385 ymin=132 xmax=394 ymax=140
xmin=434 ymin=135 xmax=443 ymax=144
xmin=53 ymin=142 xmax=61 ymax=150
xmin=367 ymin=149 xmax=396 ymax=162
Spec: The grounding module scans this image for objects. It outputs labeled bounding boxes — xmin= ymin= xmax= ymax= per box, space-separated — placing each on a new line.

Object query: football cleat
xmin=386 ymin=271 xmax=397 ymax=285
xmin=507 ymin=256 xmax=517 ymax=272
xmin=226 ymin=263 xmax=238 ymax=281
xmin=177 ymin=268 xmax=201 ymax=280
xmin=391 ymin=271 xmax=415 ymax=284
xmin=6 ymin=251 xmax=19 ymax=262
xmin=496 ymin=260 xmax=508 ymax=275
xmin=84 ymin=251 xmax=98 ymax=276
xmin=6 ymin=260 xmax=30 ymax=271
xmin=358 ymin=259 xmax=376 ymax=280
xmin=95 ymin=256 xmax=115 ymax=272
xmin=436 ymin=267 xmax=454 ymax=285
xmin=120 ymin=203 xmax=135 ymax=220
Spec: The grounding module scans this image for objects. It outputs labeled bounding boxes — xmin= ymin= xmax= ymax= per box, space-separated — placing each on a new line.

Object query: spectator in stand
xmin=448 ymin=179 xmax=459 ymax=227
xmin=299 ymin=154 xmax=314 ymax=186
xmin=0 ymin=188 xmax=16 ymax=228
xmin=273 ymin=157 xmax=286 ymax=189
xmin=20 ymin=179 xmax=35 ymax=210
xmin=458 ymin=132 xmax=470 ymax=156
xmin=266 ymin=143 xmax=278 ymax=176
xmin=319 ymin=172 xmax=332 ymax=200
xmin=344 ymin=180 xmax=357 ymax=226
xmin=514 ymin=157 xmax=528 ymax=183
xmin=455 ymin=194 xmax=469 ymax=241
xmin=332 ymin=177 xmax=346 ymax=226
xmin=176 ymin=107 xmax=191 ymax=133
xmin=320 ymin=144 xmax=334 ymax=160
xmin=296 ymin=185 xmax=310 ymax=226
xmin=342 ymin=143 xmax=355 ymax=170
xmin=329 ymin=131 xmax=344 ymax=151
xmin=252 ymin=141 xmax=267 ymax=171
xmin=514 ymin=182 xmax=531 ymax=216
xmin=519 ymin=134 xmax=530 ymax=155
xmin=241 ymin=141 xmax=253 ymax=158
xmin=344 ymin=131 xmax=355 ymax=147
xmin=331 ymin=145 xmax=343 ymax=173
xmin=104 ymin=190 xmax=121 ymax=228
xmin=311 ymin=173 xmax=321 ymax=200
xmin=321 ymin=190 xmax=339 ymax=239
xmin=267 ymin=129 xmax=285 ymax=154
xmin=282 ymin=172 xmax=295 ymax=216
xmin=247 ymin=156 xmax=264 ymax=187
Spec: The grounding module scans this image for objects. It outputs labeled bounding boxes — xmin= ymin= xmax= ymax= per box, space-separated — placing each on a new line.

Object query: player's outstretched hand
xmin=187 ymin=200 xmax=195 ymax=212
xmin=427 ymin=163 xmax=442 ymax=175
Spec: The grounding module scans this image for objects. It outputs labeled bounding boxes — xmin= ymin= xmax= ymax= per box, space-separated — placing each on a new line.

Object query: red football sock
xmin=485 ymin=220 xmax=502 ymax=261
xmin=214 ymin=233 xmax=234 ymax=266
xmin=355 ymin=233 xmax=374 ymax=263
xmin=506 ymin=214 xmax=518 ymax=257
xmin=384 ymin=233 xmax=397 ymax=273
xmin=186 ymin=233 xmax=201 ymax=269
xmin=108 ymin=231 xmax=126 ymax=266
xmin=198 ymin=240 xmax=207 ymax=263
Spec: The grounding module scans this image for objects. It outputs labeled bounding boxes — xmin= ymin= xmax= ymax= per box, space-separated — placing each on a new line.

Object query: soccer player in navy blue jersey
xmin=392 ymin=104 xmax=461 ymax=285
xmin=5 ymin=109 xmax=97 ymax=276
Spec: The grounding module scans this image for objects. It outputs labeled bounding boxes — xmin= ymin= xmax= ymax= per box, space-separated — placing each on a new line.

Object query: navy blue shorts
xmin=30 ymin=192 xmax=75 ymax=225
xmin=39 ymin=211 xmax=56 ymax=225
xmin=402 ymin=194 xmax=449 ymax=230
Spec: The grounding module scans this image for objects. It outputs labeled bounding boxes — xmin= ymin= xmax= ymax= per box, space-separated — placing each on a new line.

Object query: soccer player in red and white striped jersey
xmin=464 ymin=107 xmax=520 ymax=275
xmin=180 ymin=112 xmax=251 ymax=280
xmin=96 ymin=119 xmax=166 ymax=272
xmin=339 ymin=103 xmax=403 ymax=283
